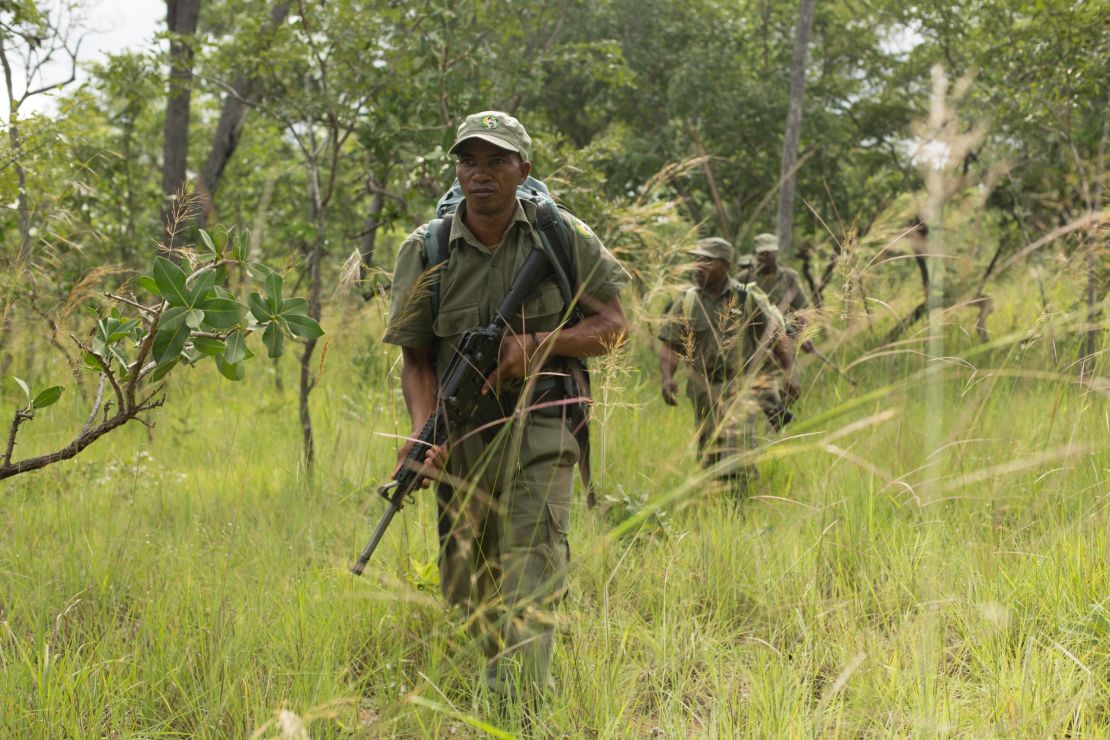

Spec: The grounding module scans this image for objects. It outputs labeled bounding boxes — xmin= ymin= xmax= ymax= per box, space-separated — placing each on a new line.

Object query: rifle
xmin=810 ymin=345 xmax=857 ymax=386
xmin=351 ymin=246 xmax=557 ymax=575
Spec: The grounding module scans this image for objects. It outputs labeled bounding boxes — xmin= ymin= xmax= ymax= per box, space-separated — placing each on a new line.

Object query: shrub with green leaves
xmin=0 ymin=229 xmax=322 ymax=481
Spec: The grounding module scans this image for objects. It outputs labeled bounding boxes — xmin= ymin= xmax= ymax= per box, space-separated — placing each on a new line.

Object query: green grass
xmin=0 ymin=279 xmax=1106 ymax=738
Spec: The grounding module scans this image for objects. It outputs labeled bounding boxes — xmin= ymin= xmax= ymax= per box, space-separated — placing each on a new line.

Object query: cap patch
xmin=572 ymin=218 xmax=594 ymax=239
xmin=480 ymin=115 xmax=500 ymax=130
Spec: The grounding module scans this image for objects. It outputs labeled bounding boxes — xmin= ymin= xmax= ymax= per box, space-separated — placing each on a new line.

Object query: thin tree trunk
xmin=922 ymin=65 xmax=948 ymax=502
xmin=1081 ymin=105 xmax=1108 ymax=380
xmin=196 ymin=1 xmax=290 ymax=226
xmin=359 ymin=184 xmax=385 ymax=300
xmin=160 ymin=0 xmax=201 ymax=253
xmin=689 ymin=126 xmax=730 ymax=237
xmin=300 ymin=151 xmax=325 ymax=468
xmin=0 ymin=45 xmax=31 ymax=265
xmin=775 ymin=0 xmax=817 ymax=259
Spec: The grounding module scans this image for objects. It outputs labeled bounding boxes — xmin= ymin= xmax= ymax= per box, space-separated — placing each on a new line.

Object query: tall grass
xmin=0 ymin=267 xmax=1105 ymax=737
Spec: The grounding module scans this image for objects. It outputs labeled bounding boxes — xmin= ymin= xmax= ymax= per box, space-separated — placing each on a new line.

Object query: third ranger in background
xmin=751 ymin=233 xmax=814 ymax=428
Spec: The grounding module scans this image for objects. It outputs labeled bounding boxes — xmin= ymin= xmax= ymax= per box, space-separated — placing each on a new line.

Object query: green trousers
xmin=689 ymin=375 xmax=761 ymax=493
xmin=435 ymin=411 xmax=575 ymax=700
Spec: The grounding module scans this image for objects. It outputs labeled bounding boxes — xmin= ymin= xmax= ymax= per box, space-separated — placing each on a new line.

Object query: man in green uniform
xmin=658 ymin=237 xmax=798 ymax=493
xmin=750 ymin=233 xmax=814 ymax=428
xmin=736 ymin=253 xmax=755 ymax=284
xmin=382 ymin=111 xmax=628 ymax=704
xmin=752 ymin=233 xmax=815 ymax=353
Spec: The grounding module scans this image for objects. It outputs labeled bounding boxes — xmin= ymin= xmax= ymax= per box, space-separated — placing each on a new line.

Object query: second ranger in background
xmin=658 ymin=237 xmax=798 ymax=498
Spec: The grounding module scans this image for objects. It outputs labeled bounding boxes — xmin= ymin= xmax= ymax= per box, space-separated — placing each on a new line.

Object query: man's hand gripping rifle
xmin=351 ymin=246 xmax=557 ymax=575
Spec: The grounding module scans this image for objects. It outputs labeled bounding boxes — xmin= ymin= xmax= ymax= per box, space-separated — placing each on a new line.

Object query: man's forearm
xmin=535 ymin=296 xmax=628 ymax=359
xmin=772 ymin=335 xmax=796 ymax=374
xmin=659 ymin=345 xmax=680 ymax=383
xmin=400 ymin=347 xmax=438 ymax=429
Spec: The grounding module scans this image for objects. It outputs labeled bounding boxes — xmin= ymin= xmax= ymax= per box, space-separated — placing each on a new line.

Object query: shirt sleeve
xmin=787 ymin=271 xmax=811 ymax=311
xmin=657 ymin=293 xmax=688 ymax=349
xmin=381 ymin=225 xmax=437 ymax=348
xmin=746 ymin=284 xmax=785 ymax=344
xmin=562 ymin=212 xmax=629 ymax=314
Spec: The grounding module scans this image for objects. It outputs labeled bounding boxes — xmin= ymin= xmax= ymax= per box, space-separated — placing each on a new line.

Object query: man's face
xmin=693 ymin=256 xmax=729 ymax=287
xmin=455 ymin=139 xmax=530 ymax=217
xmin=757 ymin=250 xmax=778 ymax=273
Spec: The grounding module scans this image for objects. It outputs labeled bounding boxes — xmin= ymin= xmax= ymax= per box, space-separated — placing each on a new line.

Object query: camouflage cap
xmin=753 ymin=233 xmax=780 ymax=253
xmin=687 ymin=237 xmax=735 ymax=264
xmin=448 ymin=111 xmax=532 ymax=162
xmin=736 ymin=254 xmax=755 ymax=268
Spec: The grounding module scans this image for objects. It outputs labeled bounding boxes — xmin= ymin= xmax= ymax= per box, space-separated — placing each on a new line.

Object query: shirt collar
xmin=449 ymin=199 xmax=530 ymax=253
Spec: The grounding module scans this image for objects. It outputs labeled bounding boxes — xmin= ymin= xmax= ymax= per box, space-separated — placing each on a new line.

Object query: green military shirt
xmin=754 ymin=266 xmax=811 ymax=330
xmin=658 ymin=279 xmax=783 ymax=384
xmin=383 ymin=198 xmax=627 ymax=387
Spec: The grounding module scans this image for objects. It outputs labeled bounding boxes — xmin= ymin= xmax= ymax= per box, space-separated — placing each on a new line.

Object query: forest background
xmin=0 ymin=0 xmax=1106 ymax=736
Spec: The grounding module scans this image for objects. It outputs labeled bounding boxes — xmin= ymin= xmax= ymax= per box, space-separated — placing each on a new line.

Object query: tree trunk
xmin=195 ymin=1 xmax=290 ymax=226
xmin=1 ymin=45 xmax=31 ymax=265
xmin=160 ymin=0 xmax=201 ymax=254
xmin=299 ymin=151 xmax=326 ymax=469
xmin=359 ymin=184 xmax=385 ymax=300
xmin=775 ymin=0 xmax=817 ymax=259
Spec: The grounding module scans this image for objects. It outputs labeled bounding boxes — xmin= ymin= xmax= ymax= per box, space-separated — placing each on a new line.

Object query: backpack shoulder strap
xmin=682 ymin=286 xmax=699 ymax=321
xmin=533 ymin=202 xmax=576 ymax=317
xmin=424 ymin=215 xmax=453 ymax=319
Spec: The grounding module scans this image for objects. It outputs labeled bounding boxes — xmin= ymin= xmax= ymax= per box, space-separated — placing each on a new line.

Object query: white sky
xmin=2 ymin=0 xmax=163 ymax=118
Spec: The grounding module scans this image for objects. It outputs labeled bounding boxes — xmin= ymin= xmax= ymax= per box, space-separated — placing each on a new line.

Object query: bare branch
xmin=3 ymin=410 xmax=33 ymax=469
xmin=82 ymin=375 xmax=106 ymax=437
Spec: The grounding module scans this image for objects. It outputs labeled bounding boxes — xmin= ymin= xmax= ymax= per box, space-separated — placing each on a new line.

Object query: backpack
xmin=424 ymin=176 xmax=576 ymax=322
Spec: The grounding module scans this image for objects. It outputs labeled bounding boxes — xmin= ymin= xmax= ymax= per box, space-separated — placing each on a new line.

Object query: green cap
xmin=687 ymin=237 xmax=735 ymax=264
xmin=448 ymin=111 xmax=532 ymax=162
xmin=753 ymin=233 xmax=780 ymax=253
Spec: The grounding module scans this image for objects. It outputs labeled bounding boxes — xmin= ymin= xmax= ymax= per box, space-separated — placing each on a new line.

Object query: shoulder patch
xmin=571 ymin=217 xmax=595 ymax=240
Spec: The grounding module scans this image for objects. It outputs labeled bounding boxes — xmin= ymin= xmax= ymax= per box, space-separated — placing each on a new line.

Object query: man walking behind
xmin=658 ymin=237 xmax=798 ymax=497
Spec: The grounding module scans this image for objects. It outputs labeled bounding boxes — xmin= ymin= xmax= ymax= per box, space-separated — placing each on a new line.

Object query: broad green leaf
xmin=151 ymin=359 xmax=177 ymax=382
xmin=13 ymin=377 xmax=31 ymax=404
xmin=280 ymin=297 xmax=309 ymax=315
xmin=185 ymin=308 xmax=205 ymax=329
xmin=138 ymin=275 xmax=161 ymax=296
xmin=283 ymin=313 xmax=324 ymax=339
xmin=264 ymin=272 xmax=283 ymax=314
xmin=247 ymin=292 xmax=271 ymax=322
xmin=159 ymin=306 xmax=189 ymax=331
xmin=223 ymin=330 xmax=246 ymax=364
xmin=215 ymin=355 xmax=245 ymax=381
xmin=109 ymin=346 xmax=130 ymax=373
xmin=198 ymin=229 xmax=218 ymax=256
xmin=234 ymin=231 xmax=250 ymax=261
xmin=152 ymin=256 xmax=191 ymax=308
xmin=188 ymin=268 xmax=217 ymax=306
xmin=83 ymin=352 xmax=106 ymax=372
xmin=182 ymin=346 xmax=203 ymax=364
xmin=200 ymin=297 xmax=246 ymax=329
xmin=32 ymin=386 xmax=63 ymax=409
xmin=262 ymin=321 xmax=284 ymax=359
xmin=248 ymin=262 xmax=275 ymax=282
xmin=152 ymin=322 xmax=190 ymax=366
xmin=192 ymin=337 xmax=225 ymax=356
xmin=107 ymin=318 xmax=140 ymax=343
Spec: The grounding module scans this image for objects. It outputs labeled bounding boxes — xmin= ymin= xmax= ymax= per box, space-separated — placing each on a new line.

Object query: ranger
xmin=658 ymin=237 xmax=798 ymax=495
xmin=382 ymin=111 xmax=628 ymax=705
